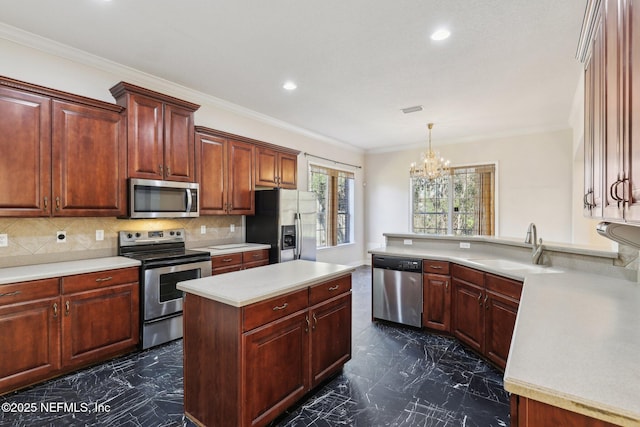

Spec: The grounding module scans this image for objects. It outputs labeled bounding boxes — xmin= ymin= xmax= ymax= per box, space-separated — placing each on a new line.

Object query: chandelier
xmin=410 ymin=123 xmax=450 ymax=180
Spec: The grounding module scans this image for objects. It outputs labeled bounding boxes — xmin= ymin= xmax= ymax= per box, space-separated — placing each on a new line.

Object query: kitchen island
xmin=177 ymin=260 xmax=355 ymax=427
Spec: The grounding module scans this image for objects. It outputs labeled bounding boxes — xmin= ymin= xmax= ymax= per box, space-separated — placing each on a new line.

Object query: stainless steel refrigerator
xmin=246 ymin=189 xmax=317 ymax=263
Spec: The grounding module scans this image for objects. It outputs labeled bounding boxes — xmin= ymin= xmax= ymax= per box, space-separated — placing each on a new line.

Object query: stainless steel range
xmin=118 ymin=229 xmax=212 ymax=349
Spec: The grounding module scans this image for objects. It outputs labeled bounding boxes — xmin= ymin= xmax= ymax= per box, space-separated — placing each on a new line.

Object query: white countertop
xmin=192 ymin=243 xmax=270 ymax=256
xmin=0 ymin=257 xmax=141 ymax=285
xmin=504 ymin=273 xmax=640 ymax=426
xmin=177 ymin=260 xmax=355 ymax=307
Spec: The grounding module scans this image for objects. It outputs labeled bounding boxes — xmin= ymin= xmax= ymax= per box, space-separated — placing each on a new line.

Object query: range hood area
xmin=596 ymin=222 xmax=640 ymax=249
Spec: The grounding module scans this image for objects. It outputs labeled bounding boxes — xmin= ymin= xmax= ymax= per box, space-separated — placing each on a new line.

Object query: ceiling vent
xmin=401 ymin=105 xmax=423 ymax=114
xmin=596 ymin=222 xmax=640 ymax=249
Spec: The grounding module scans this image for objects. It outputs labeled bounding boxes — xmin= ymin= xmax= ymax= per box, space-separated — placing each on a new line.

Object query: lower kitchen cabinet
xmin=211 ymin=249 xmax=270 ymax=275
xmin=0 ymin=267 xmax=139 ymax=395
xmin=183 ymin=274 xmax=352 ymax=427
xmin=0 ymin=278 xmax=61 ymax=393
xmin=510 ymin=395 xmax=618 ymax=427
xmin=451 ymin=264 xmax=522 ymax=370
xmin=422 ymin=260 xmax=451 ymax=332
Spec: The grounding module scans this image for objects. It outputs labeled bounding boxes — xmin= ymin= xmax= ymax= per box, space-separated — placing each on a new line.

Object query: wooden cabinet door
xmin=422 ymin=273 xmax=451 ymax=332
xmin=127 ymin=93 xmax=164 ymax=180
xmin=0 ymin=296 xmax=60 ymax=393
xmin=512 ymin=396 xmax=618 ymax=427
xmin=310 ymin=293 xmax=351 ymax=387
xmin=228 ymin=139 xmax=255 ymax=215
xmin=164 ymin=103 xmax=195 ymax=182
xmin=52 ymin=100 xmax=126 ymax=216
xmin=242 ymin=311 xmax=309 ymax=427
xmin=278 ymin=152 xmax=298 ymax=189
xmin=452 ymin=277 xmax=484 ymax=354
xmin=196 ymin=132 xmax=227 ymax=214
xmin=255 ymin=146 xmax=279 ymax=187
xmin=623 ymin=0 xmax=640 ymax=221
xmin=484 ymin=291 xmax=519 ymax=370
xmin=61 ymin=283 xmax=139 ymax=369
xmin=0 ymin=86 xmax=51 ymax=216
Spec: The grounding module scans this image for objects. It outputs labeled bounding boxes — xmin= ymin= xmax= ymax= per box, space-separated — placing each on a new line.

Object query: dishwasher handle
xmin=372 ymin=255 xmax=422 ymax=272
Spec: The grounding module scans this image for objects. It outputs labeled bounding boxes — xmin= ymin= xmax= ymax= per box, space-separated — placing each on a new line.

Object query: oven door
xmin=143 ymin=260 xmax=211 ymax=321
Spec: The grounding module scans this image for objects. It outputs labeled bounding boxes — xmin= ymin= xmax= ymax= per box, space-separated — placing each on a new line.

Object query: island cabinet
xmin=422 ymin=260 xmax=451 ymax=332
xmin=182 ymin=273 xmax=352 ymax=427
xmin=211 ymin=249 xmax=270 ymax=275
xmin=0 ymin=267 xmax=139 ymax=395
xmin=195 ymin=127 xmax=255 ymax=215
xmin=255 ymin=145 xmax=298 ymax=189
xmin=510 ymin=395 xmax=618 ymax=427
xmin=451 ymin=264 xmax=522 ymax=370
xmin=110 ymin=81 xmax=200 ymax=182
xmin=0 ymin=76 xmax=126 ymax=217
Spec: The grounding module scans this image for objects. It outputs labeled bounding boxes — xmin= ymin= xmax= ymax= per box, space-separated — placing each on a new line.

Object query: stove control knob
xmin=169 ymin=231 xmax=175 ymax=236
xmin=127 ymin=233 xmax=133 ymax=239
xmin=176 ymin=231 xmax=182 ymax=236
xmin=135 ymin=232 xmax=141 ymax=238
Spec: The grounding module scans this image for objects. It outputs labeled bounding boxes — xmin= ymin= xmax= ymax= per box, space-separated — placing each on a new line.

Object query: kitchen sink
xmin=465 ymin=258 xmax=563 ymax=274
xmin=208 ymin=243 xmax=249 ymax=250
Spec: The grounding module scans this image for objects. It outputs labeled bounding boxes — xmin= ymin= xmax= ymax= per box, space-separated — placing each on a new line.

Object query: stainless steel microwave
xmin=128 ymin=178 xmax=199 ymax=218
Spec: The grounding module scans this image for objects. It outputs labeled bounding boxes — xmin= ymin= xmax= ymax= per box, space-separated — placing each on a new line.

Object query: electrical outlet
xmin=56 ymin=231 xmax=67 ymax=243
xmin=200 ymin=225 xmax=207 ymax=235
xmin=460 ymin=242 xmax=471 ymax=249
xmin=404 ymin=239 xmax=413 ymax=245
xmin=0 ymin=234 xmax=7 ymax=247
xmin=95 ymin=230 xmax=104 ymax=241
xmin=230 ymin=224 xmax=235 ymax=233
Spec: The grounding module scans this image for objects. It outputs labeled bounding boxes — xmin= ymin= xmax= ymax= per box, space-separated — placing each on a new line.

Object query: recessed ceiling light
xmin=430 ymin=29 xmax=451 ymax=41
xmin=283 ymin=81 xmax=297 ymax=91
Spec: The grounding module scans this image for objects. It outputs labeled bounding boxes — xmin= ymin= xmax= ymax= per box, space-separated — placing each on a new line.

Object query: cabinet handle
xmin=445 ymin=281 xmax=449 ymax=290
xmin=166 ymin=166 xmax=171 ymax=176
xmin=0 ymin=290 xmax=20 ymax=298
xmin=228 ymin=204 xmax=233 ymax=212
xmin=312 ymin=312 xmax=317 ymax=330
xmin=272 ymin=302 xmax=288 ymax=311
xmin=44 ymin=196 xmax=48 ymax=211
xmin=252 ymin=253 xmax=260 ymax=258
xmin=305 ymin=315 xmax=309 ymax=333
xmin=610 ymin=179 xmax=622 ymax=202
xmin=328 ymin=285 xmax=340 ymax=291
xmin=222 ymin=258 xmax=233 ymax=263
xmin=159 ymin=165 xmax=164 ymax=175
xmin=484 ymin=296 xmax=489 ymax=310
xmin=429 ymin=265 xmax=442 ymax=269
xmin=65 ymin=300 xmax=70 ymax=316
xmin=478 ymin=294 xmax=482 ymax=306
xmin=53 ymin=302 xmax=58 ymax=318
xmin=95 ymin=276 xmax=113 ymax=282
xmin=55 ymin=196 xmax=60 ymax=211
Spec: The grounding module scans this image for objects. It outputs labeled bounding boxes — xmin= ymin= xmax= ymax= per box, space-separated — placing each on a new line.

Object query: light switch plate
xmin=95 ymin=230 xmax=104 ymax=241
xmin=200 ymin=225 xmax=207 ymax=234
xmin=230 ymin=224 xmax=235 ymax=232
xmin=403 ymin=239 xmax=413 ymax=245
xmin=460 ymin=242 xmax=471 ymax=249
xmin=0 ymin=234 xmax=7 ymax=247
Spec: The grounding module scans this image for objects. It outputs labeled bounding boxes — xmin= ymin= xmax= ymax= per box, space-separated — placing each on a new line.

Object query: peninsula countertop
xmin=176 ymin=259 xmax=355 ymax=307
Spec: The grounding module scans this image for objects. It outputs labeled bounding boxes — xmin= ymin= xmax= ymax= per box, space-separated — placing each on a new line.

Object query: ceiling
xmin=0 ymin=0 xmax=587 ymax=152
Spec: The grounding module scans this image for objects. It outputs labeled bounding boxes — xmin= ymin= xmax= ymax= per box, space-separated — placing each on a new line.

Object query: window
xmin=308 ymin=164 xmax=355 ymax=247
xmin=411 ymin=164 xmax=495 ymax=236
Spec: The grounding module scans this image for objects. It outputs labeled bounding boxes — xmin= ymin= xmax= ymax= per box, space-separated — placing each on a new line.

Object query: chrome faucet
xmin=525 ymin=223 xmax=544 ymax=265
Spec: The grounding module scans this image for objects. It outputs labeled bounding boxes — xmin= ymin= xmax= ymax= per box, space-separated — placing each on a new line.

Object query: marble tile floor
xmin=0 ymin=266 xmax=510 ymax=426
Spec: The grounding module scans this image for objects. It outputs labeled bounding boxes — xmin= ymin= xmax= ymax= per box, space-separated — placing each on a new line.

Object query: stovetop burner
xmin=117 ymin=228 xmax=210 ymax=266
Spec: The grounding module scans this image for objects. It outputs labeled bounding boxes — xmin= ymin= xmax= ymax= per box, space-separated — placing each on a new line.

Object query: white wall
xmin=365 ymin=129 xmax=578 ymax=251
xmin=0 ymin=36 xmax=367 ymax=266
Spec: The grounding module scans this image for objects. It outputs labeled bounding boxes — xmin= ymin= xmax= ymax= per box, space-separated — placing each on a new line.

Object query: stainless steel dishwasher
xmin=372 ymin=255 xmax=423 ymax=327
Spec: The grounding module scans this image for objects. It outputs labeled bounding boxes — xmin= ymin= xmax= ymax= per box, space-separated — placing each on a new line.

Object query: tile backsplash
xmin=0 ymin=216 xmax=243 ymax=268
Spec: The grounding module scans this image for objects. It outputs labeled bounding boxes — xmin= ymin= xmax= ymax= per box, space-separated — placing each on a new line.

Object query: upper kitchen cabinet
xmin=110 ymin=82 xmax=200 ymax=182
xmin=195 ymin=127 xmax=255 ymax=215
xmin=580 ymin=0 xmax=640 ymax=222
xmin=255 ymin=145 xmax=298 ymax=189
xmin=0 ymin=77 xmax=126 ymax=217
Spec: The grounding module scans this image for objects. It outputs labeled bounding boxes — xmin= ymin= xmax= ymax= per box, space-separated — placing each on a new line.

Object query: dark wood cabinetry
xmin=242 ymin=249 xmax=270 ymax=269
xmin=255 ymin=146 xmax=298 ymax=189
xmin=451 ymin=264 xmax=522 ymax=370
xmin=422 ymin=260 xmax=451 ymax=332
xmin=510 ymin=395 xmax=618 ymax=427
xmin=0 ymin=268 xmax=139 ymax=395
xmin=195 ymin=127 xmax=255 ymax=215
xmin=183 ymin=274 xmax=352 ymax=427
xmin=581 ymin=0 xmax=640 ymax=221
xmin=110 ymin=82 xmax=199 ymax=182
xmin=211 ymin=249 xmax=270 ymax=275
xmin=0 ymin=77 xmax=126 ymax=217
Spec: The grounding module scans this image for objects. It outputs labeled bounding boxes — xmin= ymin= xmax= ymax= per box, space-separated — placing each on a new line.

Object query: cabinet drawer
xmin=242 ymin=249 xmax=269 ymax=264
xmin=0 ymin=278 xmax=60 ymax=306
xmin=423 ymin=260 xmax=450 ymax=275
xmin=243 ymin=289 xmax=308 ymax=332
xmin=309 ymin=275 xmax=351 ymax=306
xmin=212 ymin=265 xmax=243 ymax=275
xmin=452 ymin=264 xmax=484 ymax=285
xmin=62 ymin=267 xmax=139 ymax=294
xmin=485 ymin=273 xmax=523 ymax=300
xmin=211 ymin=253 xmax=243 ymax=269
xmin=243 ymin=260 xmax=269 ymax=270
